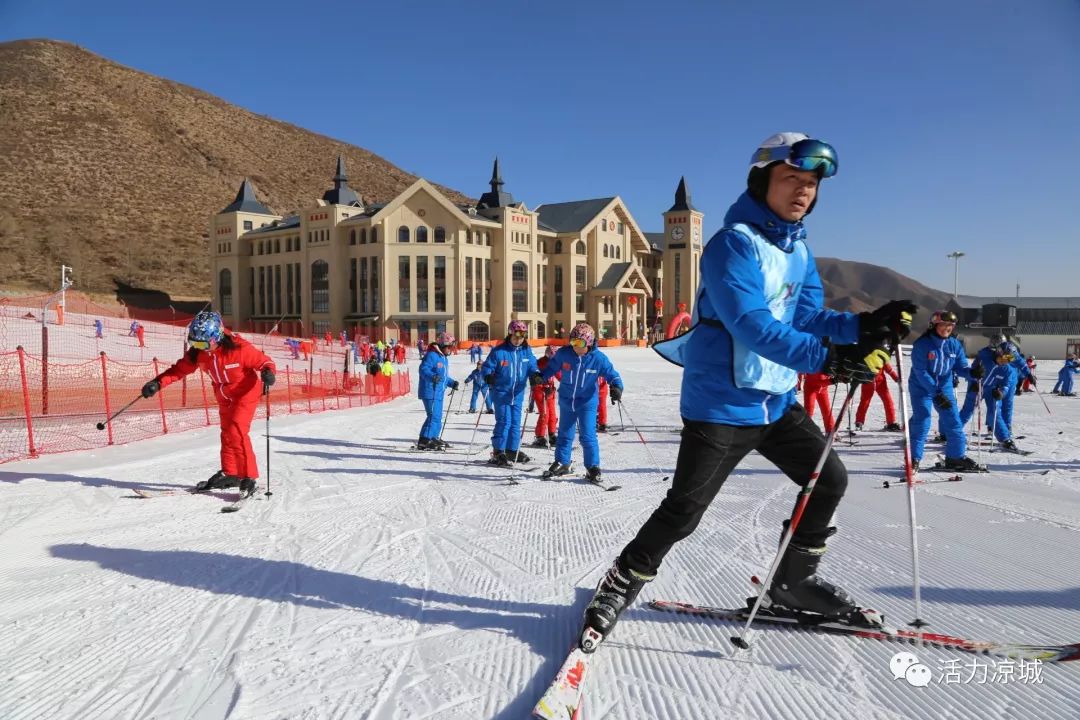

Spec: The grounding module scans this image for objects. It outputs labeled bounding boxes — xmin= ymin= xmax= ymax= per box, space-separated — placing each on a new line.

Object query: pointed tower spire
xmin=333 ymin=154 xmax=348 ymax=184
xmin=477 ymin=156 xmax=515 ymax=210
xmin=220 ymin=178 xmax=272 ymax=214
xmin=322 ymin=155 xmax=362 ymax=206
xmin=667 ymin=176 xmax=696 ymax=212
xmin=490 ymin=157 xmax=504 ymax=190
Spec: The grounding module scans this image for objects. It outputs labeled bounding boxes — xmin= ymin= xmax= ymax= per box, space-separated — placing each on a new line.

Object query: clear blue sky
xmin=3 ymin=0 xmax=1078 ymax=297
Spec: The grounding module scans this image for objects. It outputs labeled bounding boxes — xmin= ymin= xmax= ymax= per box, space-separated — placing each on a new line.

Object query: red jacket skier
xmin=854 ymin=362 xmax=901 ymax=430
xmin=140 ymin=311 xmax=275 ymax=495
xmin=532 ymin=348 xmax=560 ymax=447
xmin=799 ymin=372 xmax=834 ymax=433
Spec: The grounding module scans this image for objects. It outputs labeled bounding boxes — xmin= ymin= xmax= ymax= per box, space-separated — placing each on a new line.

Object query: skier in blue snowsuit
xmin=908 ymin=310 xmax=984 ymax=471
xmin=959 ymin=337 xmax=1030 ymax=426
xmin=539 ymin=322 xmax=624 ymax=483
xmin=416 ymin=332 xmax=458 ymax=451
xmin=464 ymin=361 xmax=493 ymax=413
xmin=978 ymin=346 xmax=1023 ymax=450
xmin=1053 ymin=355 xmax=1079 ymax=395
xmin=480 ymin=320 xmax=541 ymax=465
xmin=469 ymin=343 xmax=483 ymax=364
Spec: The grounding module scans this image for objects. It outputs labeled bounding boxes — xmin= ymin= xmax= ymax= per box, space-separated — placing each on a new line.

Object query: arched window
xmin=398 ymin=225 xmax=410 ymax=243
xmin=349 ymin=229 xmax=356 ymax=245
xmin=468 ymin=321 xmax=489 ymax=341
xmin=616 ymin=246 xmax=621 ymax=259
xmin=359 ymin=228 xmax=367 ymax=244
xmin=537 ymin=320 xmax=546 ymax=338
xmin=434 ymin=226 xmax=446 ymax=243
xmin=603 ymin=245 xmax=609 ymax=258
xmin=554 ymin=240 xmax=562 ymax=254
xmin=370 ymin=227 xmax=378 ymax=243
xmin=311 ymin=260 xmax=329 ymax=313
xmin=219 ymin=268 xmax=232 ymax=315
xmin=512 ymin=261 xmax=529 ymax=312
xmin=575 ymin=240 xmax=586 ymax=255
xmin=417 ymin=226 xmax=429 ymax=243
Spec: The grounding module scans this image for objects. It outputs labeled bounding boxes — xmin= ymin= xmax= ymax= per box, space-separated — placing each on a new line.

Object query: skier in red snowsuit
xmin=800 ymin=372 xmax=834 ymax=433
xmin=597 ymin=377 xmax=610 ymax=432
xmin=532 ymin=348 xmax=560 ymax=447
xmin=854 ymin=362 xmax=901 ymax=431
xmin=140 ymin=311 xmax=275 ymax=494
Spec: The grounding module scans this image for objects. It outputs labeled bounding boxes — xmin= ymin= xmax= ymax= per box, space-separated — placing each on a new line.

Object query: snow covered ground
xmin=1 ymin=346 xmax=1078 ymax=719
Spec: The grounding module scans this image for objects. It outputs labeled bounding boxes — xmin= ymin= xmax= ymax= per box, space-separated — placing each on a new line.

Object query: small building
xmin=947 ymin=295 xmax=1080 ymax=360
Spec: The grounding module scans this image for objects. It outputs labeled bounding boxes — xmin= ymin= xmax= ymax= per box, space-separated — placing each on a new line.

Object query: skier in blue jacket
xmin=539 ymin=322 xmax=623 ymax=483
xmin=469 ymin=342 xmax=483 ymax=364
xmin=978 ymin=345 xmax=1023 ymax=451
xmin=464 ymin=361 xmax=494 ymax=414
xmin=416 ymin=332 xmax=459 ymax=450
xmin=480 ymin=320 xmax=541 ymax=466
xmin=576 ymin=132 xmax=916 ymax=655
xmin=907 ymin=311 xmax=984 ymax=472
xmin=1052 ymin=354 xmax=1079 ymax=395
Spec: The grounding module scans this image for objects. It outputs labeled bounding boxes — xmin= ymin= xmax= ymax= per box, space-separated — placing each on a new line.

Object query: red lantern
xmin=627 ymin=295 xmax=638 ymax=306
xmin=678 ymin=302 xmax=687 ymax=312
xmin=654 ymin=299 xmax=664 ymax=310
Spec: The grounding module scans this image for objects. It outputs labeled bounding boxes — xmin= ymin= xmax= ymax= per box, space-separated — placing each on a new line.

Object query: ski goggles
xmin=188 ymin=339 xmax=213 ymax=350
xmin=511 ymin=330 xmax=528 ymax=339
xmin=569 ymin=338 xmax=589 ymax=349
xmin=754 ymin=139 xmax=838 ymax=178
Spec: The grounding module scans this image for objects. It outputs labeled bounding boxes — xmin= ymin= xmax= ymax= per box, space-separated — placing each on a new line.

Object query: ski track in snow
xmin=1 ymin=347 xmax=1079 ymax=719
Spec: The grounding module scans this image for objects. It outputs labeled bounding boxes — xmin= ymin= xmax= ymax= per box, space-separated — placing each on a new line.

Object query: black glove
xmin=952 ymin=376 xmax=960 ymax=388
xmin=1029 ymin=375 xmax=1037 ymax=387
xmin=992 ymin=388 xmax=1004 ymax=400
xmin=969 ymin=363 xmax=984 ymax=379
xmin=824 ymin=339 xmax=892 ymax=385
xmin=609 ymin=385 xmax=623 ymax=404
xmin=859 ymin=300 xmax=918 ymax=342
xmin=261 ymin=368 xmax=276 ymax=387
xmin=933 ymin=393 xmax=953 ymax=410
xmin=141 ymin=380 xmax=160 ymax=398
xmin=528 ymin=373 xmax=543 ymax=387
xmin=544 ymin=384 xmax=555 ymax=397
xmin=432 ymin=374 xmax=441 ymax=385
xmin=484 ymin=373 xmax=496 ymax=385
xmin=449 ymin=380 xmax=459 ymax=391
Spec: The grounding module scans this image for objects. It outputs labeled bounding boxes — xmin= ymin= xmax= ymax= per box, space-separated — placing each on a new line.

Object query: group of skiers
xmin=414 ymin=319 xmax=625 ymax=484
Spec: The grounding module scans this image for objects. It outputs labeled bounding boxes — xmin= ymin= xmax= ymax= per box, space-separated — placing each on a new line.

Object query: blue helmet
xmin=188 ymin=311 xmax=224 ymax=344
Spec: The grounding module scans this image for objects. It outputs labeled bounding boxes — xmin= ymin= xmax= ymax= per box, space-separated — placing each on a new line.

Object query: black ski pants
xmin=621 ymin=403 xmax=847 ymax=576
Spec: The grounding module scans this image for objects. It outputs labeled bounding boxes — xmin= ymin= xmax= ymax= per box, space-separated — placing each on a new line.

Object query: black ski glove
xmin=969 ymin=363 xmax=984 ymax=379
xmin=859 ymin=300 xmax=918 ymax=342
xmin=1028 ymin=375 xmax=1037 ymax=386
xmin=449 ymin=380 xmax=459 ymax=391
xmin=528 ymin=373 xmax=543 ymax=387
xmin=609 ymin=385 xmax=623 ymax=404
xmin=544 ymin=384 xmax=555 ymax=397
xmin=952 ymin=376 xmax=960 ymax=388
xmin=484 ymin=374 xmax=496 ymax=385
xmin=992 ymin=388 xmax=1004 ymax=400
xmin=141 ymin=379 xmax=160 ymax=398
xmin=933 ymin=393 xmax=953 ymax=410
xmin=261 ymin=367 xmax=276 ymax=387
xmin=823 ymin=338 xmax=891 ymax=385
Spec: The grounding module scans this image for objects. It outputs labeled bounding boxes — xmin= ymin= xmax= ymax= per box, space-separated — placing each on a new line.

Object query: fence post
xmin=285 ymin=367 xmax=294 ymax=414
xmin=318 ymin=369 xmax=327 ymax=411
xmin=305 ymin=369 xmax=313 ymax=414
xmin=181 ymin=376 xmax=188 ymax=407
xmin=41 ymin=324 xmax=48 ymax=415
xmin=331 ymin=370 xmax=341 ymax=410
xmin=153 ymin=357 xmax=168 ymax=434
xmin=198 ymin=368 xmax=211 ymax=425
xmin=16 ymin=346 xmax=37 ymax=458
xmin=99 ymin=351 xmax=115 ymax=445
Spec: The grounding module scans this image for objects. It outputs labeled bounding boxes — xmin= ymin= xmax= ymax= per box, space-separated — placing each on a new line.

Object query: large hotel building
xmin=210 ymin=158 xmax=703 ymax=344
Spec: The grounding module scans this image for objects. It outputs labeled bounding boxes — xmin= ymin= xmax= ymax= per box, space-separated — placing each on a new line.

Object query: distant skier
xmin=979 ymin=344 xmax=1025 ymax=452
xmin=480 ymin=320 xmax=541 ymax=465
xmin=469 ymin=342 xmax=483 ymax=364
xmin=464 ymin=361 xmax=493 ymax=414
xmin=139 ymin=311 xmax=275 ymax=495
xmin=1053 ymin=354 xmax=1079 ymax=395
xmin=800 ymin=371 xmax=835 ymax=433
xmin=416 ymin=332 xmax=458 ymax=450
xmin=853 ymin=361 xmax=901 ymax=431
xmin=532 ymin=346 xmax=560 ymax=448
xmin=539 ymin=322 xmax=623 ymax=483
xmin=94 ymin=318 xmax=104 ymax=339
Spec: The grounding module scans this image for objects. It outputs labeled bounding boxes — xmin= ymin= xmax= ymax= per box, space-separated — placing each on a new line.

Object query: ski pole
xmin=617 ymin=400 xmax=670 ymax=482
xmin=890 ymin=338 xmax=928 ymax=636
xmin=505 ymin=399 xmax=533 ymax=485
xmin=264 ymin=388 xmax=273 ymax=498
xmin=1031 ymin=383 xmax=1066 ymax=435
xmin=975 ymin=380 xmax=983 ymax=468
xmin=988 ymin=402 xmax=999 ymax=453
xmin=463 ymin=400 xmax=486 ymax=461
xmin=616 ymin=399 xmax=626 ymax=432
xmin=437 ymin=386 xmax=456 ymax=442
xmin=846 ymin=393 xmax=855 ymax=445
xmin=732 ymin=382 xmax=857 ymax=650
xmin=95 ymin=394 xmax=142 ymax=430
xmin=454 ymin=383 xmax=466 ymax=414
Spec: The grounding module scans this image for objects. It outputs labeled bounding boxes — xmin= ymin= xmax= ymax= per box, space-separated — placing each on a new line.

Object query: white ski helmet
xmin=747 ymin=132 xmax=838 ymax=214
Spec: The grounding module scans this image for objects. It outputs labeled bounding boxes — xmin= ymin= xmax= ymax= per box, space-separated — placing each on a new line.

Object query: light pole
xmin=946 ymin=251 xmax=965 ymax=299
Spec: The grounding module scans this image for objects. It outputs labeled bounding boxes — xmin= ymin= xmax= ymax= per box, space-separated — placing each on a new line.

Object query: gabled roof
xmin=953 ymin=295 xmax=1080 ymax=310
xmin=535 ymin=197 xmax=616 ymax=233
xmin=667 ymin=176 xmax=697 ymax=212
xmin=645 ymin=232 xmax=665 ymax=252
xmin=593 ymin=262 xmax=654 ymax=296
xmin=221 ymin=178 xmax=273 ymax=214
xmin=367 ymin=178 xmax=476 ymax=227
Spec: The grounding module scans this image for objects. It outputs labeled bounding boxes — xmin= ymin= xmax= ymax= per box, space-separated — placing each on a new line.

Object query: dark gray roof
xmin=535 ymin=197 xmax=615 ymax=233
xmin=321 ymin=155 xmax=363 ymax=207
xmin=476 ymin=157 xmax=516 ymax=209
xmin=247 ymin=215 xmax=300 ymax=235
xmin=538 ymin=220 xmax=558 ymax=232
xmin=221 ymin=179 xmax=273 ymax=214
xmin=1015 ymin=320 xmax=1080 ymax=335
xmin=953 ymin=295 xmax=1080 ymax=310
xmin=595 ymin=262 xmax=631 ymax=290
xmin=645 ymin=232 xmax=665 ymax=252
xmin=667 ymin=176 xmax=697 ymax=212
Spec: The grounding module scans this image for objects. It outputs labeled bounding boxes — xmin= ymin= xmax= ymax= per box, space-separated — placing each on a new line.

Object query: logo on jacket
xmin=562 ymin=362 xmax=571 ymax=370
xmin=928 ymin=352 xmax=936 ymax=360
xmin=766 ymin=281 xmax=801 ymax=309
xmin=501 ymin=360 xmax=509 ymax=366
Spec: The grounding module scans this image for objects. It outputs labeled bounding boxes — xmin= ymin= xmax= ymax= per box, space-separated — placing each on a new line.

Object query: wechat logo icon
xmin=890 ymin=651 xmax=932 ymax=687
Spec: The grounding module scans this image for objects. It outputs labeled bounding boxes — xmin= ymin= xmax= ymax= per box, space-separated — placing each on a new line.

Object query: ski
xmin=532 ymin=629 xmax=601 ymax=719
xmin=132 ymin=487 xmax=196 ymax=498
xmin=221 ymin=487 xmax=257 ymax=513
xmin=881 ymin=475 xmax=962 ymax=489
xmin=649 ymin=599 xmax=1080 ymax=662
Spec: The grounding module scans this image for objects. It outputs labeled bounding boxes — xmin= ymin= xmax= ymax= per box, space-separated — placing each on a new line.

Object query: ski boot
xmin=1000 ymin=439 xmax=1019 ymax=453
xmin=508 ymin=449 xmax=530 ymax=464
xmin=767 ymin=544 xmax=857 ymax=619
xmin=911 ymin=459 xmax=920 ymax=474
xmin=531 ymin=436 xmax=549 ymax=449
xmin=854 ymin=422 xmax=864 ymax=431
xmin=488 ymin=450 xmax=510 ymax=467
xmin=415 ymin=437 xmax=434 ymax=451
xmin=931 ymin=433 xmax=946 ymax=443
xmin=597 ymin=423 xmax=608 ymax=434
xmin=883 ymin=422 xmax=902 ymax=432
xmin=585 ymin=466 xmax=602 ymax=484
xmin=238 ymin=478 xmax=257 ymax=497
xmin=548 ymin=433 xmax=558 ymax=447
xmin=942 ymin=455 xmax=987 ymax=473
xmin=431 ymin=438 xmax=450 ymax=451
xmin=542 ymin=461 xmax=572 ymax=479
xmin=485 ymin=407 xmax=495 ymax=414
xmin=580 ymin=557 xmax=655 ymax=653
xmin=195 ymin=470 xmax=239 ymax=493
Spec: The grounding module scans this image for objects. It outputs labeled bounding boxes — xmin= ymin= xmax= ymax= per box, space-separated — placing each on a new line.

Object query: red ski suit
xmin=157 ymin=334 xmax=275 ymax=479
xmin=800 ymin=372 xmax=834 ymax=433
xmin=597 ymin=377 xmax=609 ymax=427
xmin=855 ymin=362 xmax=899 ymax=425
xmin=533 ymin=356 xmax=559 ymax=438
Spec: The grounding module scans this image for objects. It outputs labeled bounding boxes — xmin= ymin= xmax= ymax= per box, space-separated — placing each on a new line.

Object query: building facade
xmin=210 ymin=158 xmax=702 ymax=344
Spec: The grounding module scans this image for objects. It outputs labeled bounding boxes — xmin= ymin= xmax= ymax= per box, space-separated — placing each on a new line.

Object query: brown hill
xmin=0 ymin=38 xmax=470 ymax=298
xmin=816 ymin=256 xmax=952 ymax=318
